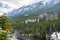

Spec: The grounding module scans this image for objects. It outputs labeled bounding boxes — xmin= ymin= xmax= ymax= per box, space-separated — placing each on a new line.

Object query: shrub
xmin=0 ymin=31 xmax=7 ymax=40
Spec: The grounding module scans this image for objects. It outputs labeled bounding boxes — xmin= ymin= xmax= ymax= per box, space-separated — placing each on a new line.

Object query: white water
xmin=11 ymin=35 xmax=18 ymax=40
xmin=11 ymin=30 xmax=18 ymax=40
xmin=51 ymin=32 xmax=60 ymax=40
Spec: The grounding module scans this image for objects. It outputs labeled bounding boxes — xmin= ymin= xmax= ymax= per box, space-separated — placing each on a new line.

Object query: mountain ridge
xmin=7 ymin=0 xmax=60 ymax=19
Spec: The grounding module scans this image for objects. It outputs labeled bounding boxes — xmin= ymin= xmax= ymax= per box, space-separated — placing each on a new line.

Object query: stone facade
xmin=38 ymin=12 xmax=58 ymax=21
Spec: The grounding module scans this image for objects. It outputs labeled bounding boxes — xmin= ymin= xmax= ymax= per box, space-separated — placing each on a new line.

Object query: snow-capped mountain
xmin=7 ymin=1 xmax=44 ymax=16
xmin=7 ymin=0 xmax=60 ymax=17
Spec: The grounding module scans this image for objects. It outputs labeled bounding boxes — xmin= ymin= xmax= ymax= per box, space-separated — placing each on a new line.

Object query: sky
xmin=0 ymin=0 xmax=50 ymax=15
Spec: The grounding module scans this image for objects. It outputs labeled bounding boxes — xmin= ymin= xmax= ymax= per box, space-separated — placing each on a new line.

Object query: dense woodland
xmin=11 ymin=12 xmax=60 ymax=40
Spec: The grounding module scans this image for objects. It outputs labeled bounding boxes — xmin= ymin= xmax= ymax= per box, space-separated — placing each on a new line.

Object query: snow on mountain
xmin=7 ymin=1 xmax=45 ymax=16
xmin=7 ymin=0 xmax=60 ymax=17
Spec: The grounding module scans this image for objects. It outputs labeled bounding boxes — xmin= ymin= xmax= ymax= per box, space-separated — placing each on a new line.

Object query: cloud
xmin=0 ymin=1 xmax=18 ymax=9
xmin=0 ymin=0 xmax=41 ymax=15
xmin=0 ymin=0 xmax=52 ymax=15
xmin=17 ymin=0 xmax=40 ymax=6
xmin=0 ymin=1 xmax=19 ymax=15
xmin=8 ymin=0 xmax=41 ymax=8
